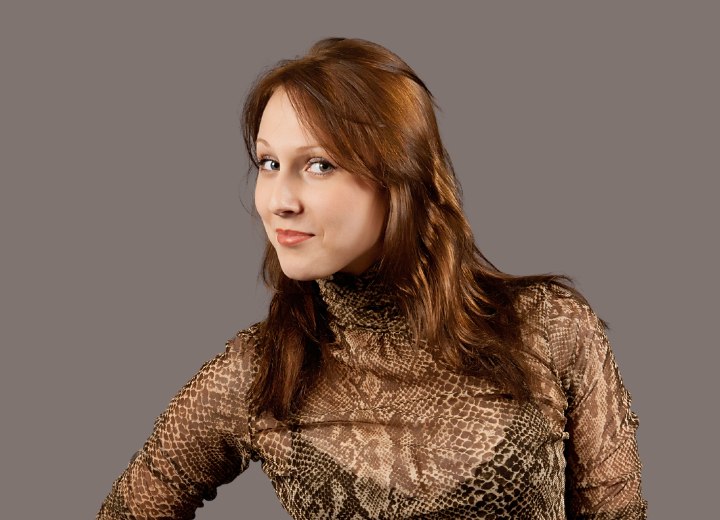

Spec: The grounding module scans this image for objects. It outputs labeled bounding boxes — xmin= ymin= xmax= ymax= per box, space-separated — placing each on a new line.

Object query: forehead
xmin=256 ymin=89 xmax=320 ymax=150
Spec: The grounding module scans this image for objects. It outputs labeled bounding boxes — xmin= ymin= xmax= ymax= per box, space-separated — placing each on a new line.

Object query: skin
xmin=254 ymin=88 xmax=387 ymax=281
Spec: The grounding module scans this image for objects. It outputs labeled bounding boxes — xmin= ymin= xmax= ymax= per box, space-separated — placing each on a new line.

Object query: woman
xmin=98 ymin=37 xmax=646 ymax=519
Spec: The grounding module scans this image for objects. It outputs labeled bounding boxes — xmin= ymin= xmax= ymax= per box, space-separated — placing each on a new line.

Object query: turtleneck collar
xmin=315 ymin=265 xmax=408 ymax=334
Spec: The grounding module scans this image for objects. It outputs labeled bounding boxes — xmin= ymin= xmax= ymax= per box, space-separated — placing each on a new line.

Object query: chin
xmin=278 ymin=260 xmax=333 ymax=281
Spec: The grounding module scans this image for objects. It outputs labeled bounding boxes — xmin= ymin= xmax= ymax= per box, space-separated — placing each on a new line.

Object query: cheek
xmin=324 ymin=192 xmax=385 ymax=243
xmin=254 ymin=181 xmax=269 ymax=221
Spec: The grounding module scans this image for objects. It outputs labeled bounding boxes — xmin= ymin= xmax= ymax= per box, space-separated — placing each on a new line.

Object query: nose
xmin=267 ymin=172 xmax=302 ymax=216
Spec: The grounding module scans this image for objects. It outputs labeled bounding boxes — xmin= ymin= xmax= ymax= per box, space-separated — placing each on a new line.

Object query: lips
xmin=276 ymin=228 xmax=314 ymax=246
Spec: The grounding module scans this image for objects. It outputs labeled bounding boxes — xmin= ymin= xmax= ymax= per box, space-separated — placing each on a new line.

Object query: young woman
xmin=98 ymin=37 xmax=646 ymax=519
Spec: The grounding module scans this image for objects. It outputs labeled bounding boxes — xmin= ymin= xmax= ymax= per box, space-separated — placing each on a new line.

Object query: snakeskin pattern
xmin=98 ymin=272 xmax=646 ymax=519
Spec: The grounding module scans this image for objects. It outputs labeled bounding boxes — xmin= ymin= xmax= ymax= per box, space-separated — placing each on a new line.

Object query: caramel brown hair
xmin=242 ymin=37 xmax=580 ymax=420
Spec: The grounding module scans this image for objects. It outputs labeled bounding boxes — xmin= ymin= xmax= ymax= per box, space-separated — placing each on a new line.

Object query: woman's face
xmin=254 ymin=89 xmax=386 ymax=281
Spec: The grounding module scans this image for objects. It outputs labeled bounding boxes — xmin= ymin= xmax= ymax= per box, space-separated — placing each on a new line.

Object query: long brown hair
xmin=242 ymin=37 xmax=580 ymax=420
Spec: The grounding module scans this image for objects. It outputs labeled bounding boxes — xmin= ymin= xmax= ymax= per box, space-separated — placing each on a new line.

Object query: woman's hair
xmin=242 ymin=37 xmax=581 ymax=420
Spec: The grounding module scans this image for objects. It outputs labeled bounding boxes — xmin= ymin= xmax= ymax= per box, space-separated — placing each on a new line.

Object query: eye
xmin=306 ymin=158 xmax=336 ymax=176
xmin=258 ymin=157 xmax=280 ymax=171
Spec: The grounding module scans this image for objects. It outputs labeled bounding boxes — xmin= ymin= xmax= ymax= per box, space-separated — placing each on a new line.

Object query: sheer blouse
xmin=97 ymin=275 xmax=646 ymax=519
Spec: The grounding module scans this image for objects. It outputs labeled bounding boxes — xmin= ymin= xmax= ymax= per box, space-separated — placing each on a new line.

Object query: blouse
xmin=97 ymin=272 xmax=646 ymax=519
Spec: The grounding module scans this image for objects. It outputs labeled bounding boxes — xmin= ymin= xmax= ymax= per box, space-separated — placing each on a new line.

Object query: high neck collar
xmin=315 ymin=266 xmax=407 ymax=333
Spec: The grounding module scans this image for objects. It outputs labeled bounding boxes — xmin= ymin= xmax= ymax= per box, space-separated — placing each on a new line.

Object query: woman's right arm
xmin=97 ymin=334 xmax=256 ymax=520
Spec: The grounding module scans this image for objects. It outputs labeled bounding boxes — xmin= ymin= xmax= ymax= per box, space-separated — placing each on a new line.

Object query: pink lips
xmin=276 ymin=228 xmax=314 ymax=246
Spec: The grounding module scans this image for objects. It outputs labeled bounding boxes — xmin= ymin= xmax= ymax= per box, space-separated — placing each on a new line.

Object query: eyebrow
xmin=255 ymin=138 xmax=325 ymax=152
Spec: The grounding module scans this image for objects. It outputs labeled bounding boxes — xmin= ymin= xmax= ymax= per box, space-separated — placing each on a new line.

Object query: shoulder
xmin=514 ymin=281 xmax=601 ymax=335
xmin=517 ymin=282 xmax=626 ymax=412
xmin=158 ymin=324 xmax=266 ymax=435
xmin=514 ymin=282 xmax=608 ymax=390
xmin=225 ymin=321 xmax=263 ymax=355
xmin=182 ymin=322 xmax=264 ymax=400
xmin=220 ymin=321 xmax=264 ymax=376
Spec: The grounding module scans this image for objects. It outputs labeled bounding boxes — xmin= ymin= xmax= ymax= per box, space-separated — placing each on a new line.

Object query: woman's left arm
xmin=546 ymin=290 xmax=648 ymax=519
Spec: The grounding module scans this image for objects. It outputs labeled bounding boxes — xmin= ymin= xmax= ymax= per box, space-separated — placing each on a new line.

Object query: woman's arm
xmin=546 ymin=288 xmax=647 ymax=519
xmin=97 ymin=336 xmax=255 ymax=520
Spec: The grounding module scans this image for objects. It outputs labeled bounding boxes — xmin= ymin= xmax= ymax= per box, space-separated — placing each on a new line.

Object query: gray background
xmin=2 ymin=1 xmax=717 ymax=518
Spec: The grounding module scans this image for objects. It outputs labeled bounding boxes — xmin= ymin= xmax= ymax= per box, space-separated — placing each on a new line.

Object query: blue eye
xmin=307 ymin=158 xmax=335 ymax=176
xmin=258 ymin=157 xmax=280 ymax=171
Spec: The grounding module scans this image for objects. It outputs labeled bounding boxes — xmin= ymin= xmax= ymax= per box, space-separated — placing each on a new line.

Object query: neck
xmin=315 ymin=267 xmax=408 ymax=334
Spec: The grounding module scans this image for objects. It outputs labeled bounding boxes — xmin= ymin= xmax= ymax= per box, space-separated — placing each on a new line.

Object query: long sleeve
xmin=545 ymin=288 xmax=647 ymax=519
xmin=97 ymin=335 xmax=256 ymax=520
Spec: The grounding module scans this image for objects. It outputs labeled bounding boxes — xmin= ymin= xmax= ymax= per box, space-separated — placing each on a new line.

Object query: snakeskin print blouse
xmin=97 ymin=272 xmax=647 ymax=519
